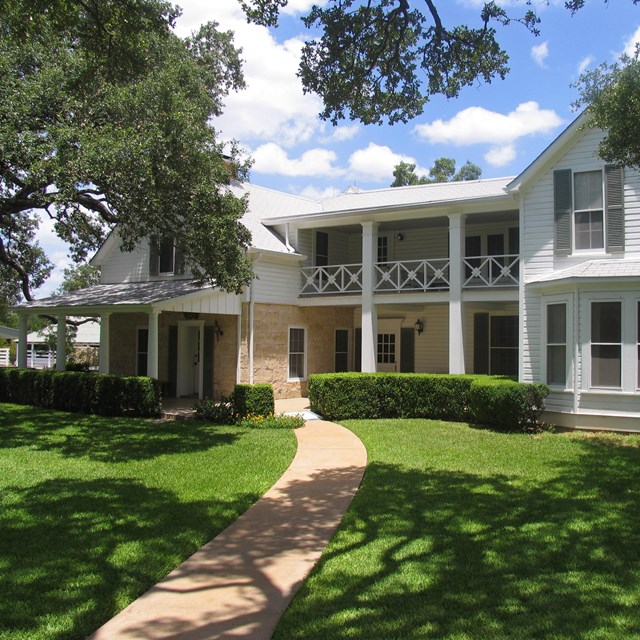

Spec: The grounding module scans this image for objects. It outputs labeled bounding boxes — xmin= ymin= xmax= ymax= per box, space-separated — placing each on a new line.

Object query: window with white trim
xmin=591 ymin=301 xmax=621 ymax=388
xmin=288 ymin=327 xmax=306 ymax=379
xmin=574 ymin=170 xmax=604 ymax=251
xmin=546 ymin=303 xmax=567 ymax=386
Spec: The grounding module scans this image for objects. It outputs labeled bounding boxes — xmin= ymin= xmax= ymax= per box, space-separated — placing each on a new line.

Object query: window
xmin=335 ymin=329 xmax=349 ymax=372
xmin=546 ymin=303 xmax=567 ymax=386
xmin=591 ymin=301 xmax=621 ymax=388
xmin=574 ymin=170 xmax=604 ymax=251
xmin=288 ymin=327 xmax=306 ymax=379
xmin=149 ymin=235 xmax=185 ymax=276
xmin=377 ymin=235 xmax=388 ymax=264
xmin=377 ymin=333 xmax=396 ymax=364
xmin=137 ymin=328 xmax=148 ymax=376
xmin=315 ymin=231 xmax=329 ymax=267
xmin=554 ymin=166 xmax=624 ymax=256
xmin=490 ymin=316 xmax=518 ymax=377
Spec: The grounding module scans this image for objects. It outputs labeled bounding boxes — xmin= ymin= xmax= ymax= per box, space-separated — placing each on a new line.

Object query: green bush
xmin=0 ymin=368 xmax=161 ymax=417
xmin=309 ymin=372 xmax=549 ymax=431
xmin=469 ymin=378 xmax=549 ymax=432
xmin=232 ymin=384 xmax=274 ymax=418
xmin=194 ymin=396 xmax=237 ymax=424
xmin=309 ymin=373 xmax=479 ymax=421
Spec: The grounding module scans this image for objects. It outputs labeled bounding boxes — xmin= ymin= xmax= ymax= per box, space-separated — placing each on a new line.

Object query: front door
xmin=177 ymin=321 xmax=204 ymax=398
xmin=377 ymin=319 xmax=401 ymax=372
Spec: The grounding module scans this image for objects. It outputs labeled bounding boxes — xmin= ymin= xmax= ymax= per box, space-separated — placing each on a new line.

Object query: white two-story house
xmin=14 ymin=113 xmax=640 ymax=430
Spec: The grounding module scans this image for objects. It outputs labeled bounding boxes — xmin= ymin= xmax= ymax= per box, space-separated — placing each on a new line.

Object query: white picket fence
xmin=0 ymin=347 xmax=57 ymax=369
xmin=0 ymin=348 xmax=9 ymax=367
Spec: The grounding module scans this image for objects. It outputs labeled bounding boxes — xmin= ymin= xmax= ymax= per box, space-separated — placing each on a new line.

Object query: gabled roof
xmin=529 ymin=258 xmax=640 ymax=286
xmin=507 ymin=111 xmax=590 ymax=193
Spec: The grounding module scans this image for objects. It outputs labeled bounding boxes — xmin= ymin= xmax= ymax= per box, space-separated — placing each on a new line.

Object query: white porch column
xmin=56 ymin=315 xmax=66 ymax=371
xmin=17 ymin=313 xmax=28 ymax=369
xmin=361 ymin=221 xmax=378 ymax=372
xmin=99 ymin=313 xmax=111 ymax=374
xmin=448 ymin=213 xmax=465 ymax=374
xmin=147 ymin=309 xmax=160 ymax=379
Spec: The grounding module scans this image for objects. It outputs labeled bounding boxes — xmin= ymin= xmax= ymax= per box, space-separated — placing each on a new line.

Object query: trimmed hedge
xmin=469 ymin=377 xmax=549 ymax=432
xmin=309 ymin=373 xmax=549 ymax=431
xmin=0 ymin=368 xmax=161 ymax=417
xmin=232 ymin=383 xmax=275 ymax=418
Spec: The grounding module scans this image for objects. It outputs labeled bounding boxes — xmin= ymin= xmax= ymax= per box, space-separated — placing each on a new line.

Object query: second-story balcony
xmin=300 ymin=255 xmax=519 ymax=296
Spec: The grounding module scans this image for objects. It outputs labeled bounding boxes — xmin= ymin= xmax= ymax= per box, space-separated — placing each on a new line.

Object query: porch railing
xmin=300 ymin=263 xmax=363 ymax=295
xmin=300 ymin=255 xmax=519 ymax=296
xmin=462 ymin=254 xmax=520 ymax=288
xmin=375 ymin=259 xmax=450 ymax=292
xmin=0 ymin=348 xmax=10 ymax=367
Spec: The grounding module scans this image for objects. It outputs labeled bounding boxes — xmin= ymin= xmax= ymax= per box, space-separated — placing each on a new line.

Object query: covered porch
xmin=13 ymin=280 xmax=243 ymax=400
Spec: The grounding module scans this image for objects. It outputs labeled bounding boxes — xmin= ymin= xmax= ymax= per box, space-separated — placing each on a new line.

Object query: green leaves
xmin=0 ymin=0 xmax=252 ymax=300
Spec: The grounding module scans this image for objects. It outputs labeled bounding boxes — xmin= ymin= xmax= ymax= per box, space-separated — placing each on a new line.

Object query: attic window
xmin=149 ymin=235 xmax=185 ymax=277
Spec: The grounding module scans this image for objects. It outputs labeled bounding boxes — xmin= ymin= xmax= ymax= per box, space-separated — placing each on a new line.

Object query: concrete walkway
xmin=88 ymin=400 xmax=367 ymax=639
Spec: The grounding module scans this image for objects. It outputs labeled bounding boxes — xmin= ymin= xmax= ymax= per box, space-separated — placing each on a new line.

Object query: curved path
xmin=89 ymin=414 xmax=367 ymax=639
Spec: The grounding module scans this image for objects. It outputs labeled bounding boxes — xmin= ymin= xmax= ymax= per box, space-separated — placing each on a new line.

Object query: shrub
xmin=0 ymin=368 xmax=161 ymax=417
xmin=469 ymin=378 xmax=549 ymax=432
xmin=232 ymin=384 xmax=274 ymax=418
xmin=309 ymin=373 xmax=479 ymax=421
xmin=309 ymin=372 xmax=549 ymax=431
xmin=194 ymin=396 xmax=237 ymax=424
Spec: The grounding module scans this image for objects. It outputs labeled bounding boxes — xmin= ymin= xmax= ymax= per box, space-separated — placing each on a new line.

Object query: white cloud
xmin=174 ymin=0 xmax=324 ymax=148
xmin=484 ymin=144 xmax=516 ymax=167
xmin=531 ymin=41 xmax=549 ymax=67
xmin=346 ymin=143 xmax=420 ymax=183
xmin=252 ymin=143 xmax=342 ymax=177
xmin=622 ymin=25 xmax=640 ymax=57
xmin=413 ymin=102 xmax=563 ymax=146
xmin=320 ymin=124 xmax=360 ymax=144
xmin=577 ymin=55 xmax=595 ymax=76
xmin=282 ymin=0 xmax=328 ymax=15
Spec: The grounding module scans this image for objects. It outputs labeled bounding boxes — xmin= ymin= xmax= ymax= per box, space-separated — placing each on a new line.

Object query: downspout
xmin=284 ymin=223 xmax=295 ymax=253
xmin=249 ymin=283 xmax=255 ymax=384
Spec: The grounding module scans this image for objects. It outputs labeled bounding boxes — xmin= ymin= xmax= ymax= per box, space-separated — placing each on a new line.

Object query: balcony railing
xmin=300 ymin=254 xmax=519 ymax=296
xmin=375 ymin=259 xmax=450 ymax=292
xmin=462 ymin=255 xmax=520 ymax=288
xmin=300 ymin=263 xmax=363 ymax=295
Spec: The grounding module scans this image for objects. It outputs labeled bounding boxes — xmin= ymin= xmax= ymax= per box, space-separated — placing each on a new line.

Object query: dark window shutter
xmin=149 ymin=236 xmax=159 ymax=276
xmin=174 ymin=245 xmax=185 ymax=275
xmin=474 ymin=313 xmax=490 ymax=375
xmin=400 ymin=327 xmax=415 ymax=373
xmin=606 ymin=165 xmax=624 ymax=253
xmin=203 ymin=326 xmax=215 ymax=398
xmin=554 ymin=169 xmax=572 ymax=256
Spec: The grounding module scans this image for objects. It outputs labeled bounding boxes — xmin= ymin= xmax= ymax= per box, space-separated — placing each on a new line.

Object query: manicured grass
xmin=274 ymin=419 xmax=640 ymax=640
xmin=0 ymin=403 xmax=296 ymax=640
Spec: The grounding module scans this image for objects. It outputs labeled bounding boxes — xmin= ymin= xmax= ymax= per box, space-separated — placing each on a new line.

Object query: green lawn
xmin=274 ymin=419 xmax=640 ymax=640
xmin=0 ymin=403 xmax=296 ymax=640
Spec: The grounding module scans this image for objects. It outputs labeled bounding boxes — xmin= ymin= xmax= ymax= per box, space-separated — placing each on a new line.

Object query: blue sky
xmin=36 ymin=0 xmax=640 ymax=295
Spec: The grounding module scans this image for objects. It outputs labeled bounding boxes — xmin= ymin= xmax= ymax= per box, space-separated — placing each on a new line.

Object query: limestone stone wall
xmin=239 ymin=303 xmax=355 ymax=399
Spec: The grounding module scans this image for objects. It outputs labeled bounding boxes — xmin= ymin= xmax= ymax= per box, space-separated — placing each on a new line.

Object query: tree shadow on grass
xmin=0 ymin=476 xmax=262 ymax=640
xmin=0 ymin=405 xmax=240 ymax=462
xmin=274 ymin=436 xmax=640 ymax=639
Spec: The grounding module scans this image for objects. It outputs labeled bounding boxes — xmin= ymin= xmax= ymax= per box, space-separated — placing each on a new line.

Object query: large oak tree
xmin=0 ymin=0 xmax=253 ymax=305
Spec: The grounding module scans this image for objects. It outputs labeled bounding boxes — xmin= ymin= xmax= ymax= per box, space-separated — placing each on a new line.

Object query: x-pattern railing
xmin=300 ymin=263 xmax=363 ymax=294
xmin=374 ymin=259 xmax=450 ymax=292
xmin=463 ymin=254 xmax=520 ymax=288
